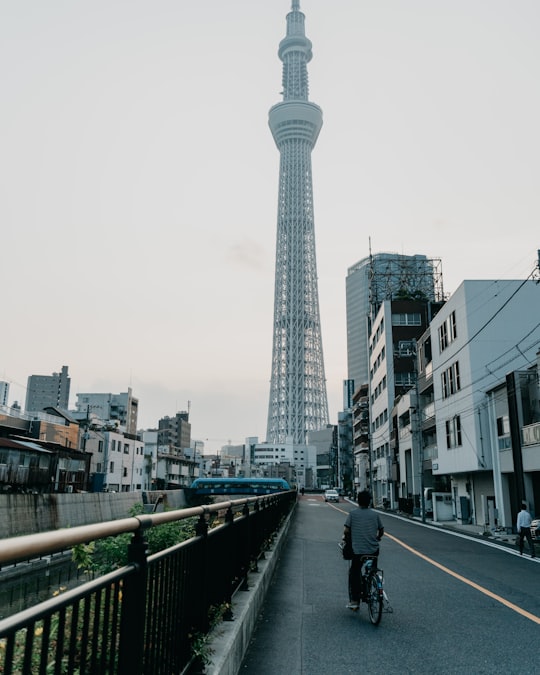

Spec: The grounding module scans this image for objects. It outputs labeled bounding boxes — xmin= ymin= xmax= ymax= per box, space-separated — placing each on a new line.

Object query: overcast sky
xmin=1 ymin=1 xmax=539 ymax=452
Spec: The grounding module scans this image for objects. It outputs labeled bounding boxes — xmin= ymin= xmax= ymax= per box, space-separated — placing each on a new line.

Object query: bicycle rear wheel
xmin=367 ymin=572 xmax=383 ymax=625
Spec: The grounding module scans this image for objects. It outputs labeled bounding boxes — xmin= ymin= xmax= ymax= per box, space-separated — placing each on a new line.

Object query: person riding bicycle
xmin=343 ymin=490 xmax=384 ymax=610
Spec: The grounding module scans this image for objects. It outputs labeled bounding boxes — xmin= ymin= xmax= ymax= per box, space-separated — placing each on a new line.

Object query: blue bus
xmin=190 ymin=477 xmax=291 ymax=496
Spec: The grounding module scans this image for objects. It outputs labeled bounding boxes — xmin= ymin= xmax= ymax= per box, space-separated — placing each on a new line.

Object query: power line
xmin=433 ymin=274 xmax=537 ymax=376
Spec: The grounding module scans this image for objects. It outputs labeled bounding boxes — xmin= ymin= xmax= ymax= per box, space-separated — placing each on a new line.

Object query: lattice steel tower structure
xmin=266 ymin=1 xmax=329 ymax=445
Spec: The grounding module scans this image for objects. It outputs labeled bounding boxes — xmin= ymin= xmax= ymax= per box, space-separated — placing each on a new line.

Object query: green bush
xmin=72 ymin=503 xmax=197 ymax=576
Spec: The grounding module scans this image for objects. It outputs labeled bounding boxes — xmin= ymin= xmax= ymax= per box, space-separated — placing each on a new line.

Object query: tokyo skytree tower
xmin=266 ymin=1 xmax=329 ymax=445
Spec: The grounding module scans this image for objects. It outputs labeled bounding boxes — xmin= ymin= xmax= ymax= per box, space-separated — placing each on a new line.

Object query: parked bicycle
xmin=351 ymin=555 xmax=391 ymax=625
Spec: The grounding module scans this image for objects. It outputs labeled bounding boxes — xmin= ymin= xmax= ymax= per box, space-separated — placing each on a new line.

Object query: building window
xmin=445 ymin=416 xmax=462 ymax=449
xmin=392 ymin=313 xmax=421 ymax=326
xmin=441 ymin=370 xmax=448 ymax=398
xmin=439 ymin=311 xmax=457 ymax=352
xmin=96 ymin=462 xmax=102 ymax=472
xmin=441 ymin=361 xmax=461 ymax=399
xmin=439 ymin=322 xmax=448 ymax=351
xmin=496 ymin=416 xmax=509 ymax=436
xmin=110 ymin=461 xmax=115 ymax=473
xmin=497 ymin=415 xmax=511 ymax=450
xmin=449 ymin=310 xmax=457 ymax=340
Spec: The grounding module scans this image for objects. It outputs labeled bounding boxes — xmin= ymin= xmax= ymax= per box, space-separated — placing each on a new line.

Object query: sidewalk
xmin=401 ymin=512 xmax=518 ymax=547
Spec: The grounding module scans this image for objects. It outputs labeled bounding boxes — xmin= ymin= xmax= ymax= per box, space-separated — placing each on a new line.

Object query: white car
xmin=324 ymin=489 xmax=340 ymax=503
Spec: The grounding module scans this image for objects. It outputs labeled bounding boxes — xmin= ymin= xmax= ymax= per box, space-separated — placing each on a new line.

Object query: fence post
xmin=118 ymin=523 xmax=149 ymax=675
xmin=239 ymin=503 xmax=251 ymax=590
xmin=194 ymin=511 xmax=210 ymax=634
xmin=222 ymin=505 xmax=235 ymax=620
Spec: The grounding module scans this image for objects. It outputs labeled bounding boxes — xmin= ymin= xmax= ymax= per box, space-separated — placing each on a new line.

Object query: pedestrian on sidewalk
xmin=516 ymin=503 xmax=535 ymax=558
xmin=343 ymin=491 xmax=384 ymax=610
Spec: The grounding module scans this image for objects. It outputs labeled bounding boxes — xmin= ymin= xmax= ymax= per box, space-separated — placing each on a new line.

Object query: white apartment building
xmin=75 ymin=389 xmax=139 ymax=436
xmin=359 ymin=276 xmax=540 ymax=525
xmin=253 ymin=441 xmax=316 ymax=488
xmin=430 ymin=279 xmax=540 ymax=527
xmin=83 ymin=426 xmax=144 ymax=492
xmin=485 ymin=351 xmax=540 ymax=529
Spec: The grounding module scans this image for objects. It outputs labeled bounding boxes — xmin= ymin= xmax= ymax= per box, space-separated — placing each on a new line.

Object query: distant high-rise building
xmin=0 ymin=381 xmax=9 ymax=407
xmin=25 ymin=365 xmax=70 ymax=413
xmin=158 ymin=411 xmax=191 ymax=454
xmin=75 ymin=388 xmax=139 ymax=435
xmin=266 ymin=1 xmax=329 ymax=445
xmin=346 ymin=253 xmax=443 ymax=389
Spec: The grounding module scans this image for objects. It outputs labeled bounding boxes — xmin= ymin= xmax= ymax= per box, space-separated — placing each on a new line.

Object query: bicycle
xmin=349 ymin=555 xmax=387 ymax=625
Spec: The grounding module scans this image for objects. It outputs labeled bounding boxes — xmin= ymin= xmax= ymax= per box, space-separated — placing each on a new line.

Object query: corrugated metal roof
xmin=0 ymin=438 xmax=52 ymax=453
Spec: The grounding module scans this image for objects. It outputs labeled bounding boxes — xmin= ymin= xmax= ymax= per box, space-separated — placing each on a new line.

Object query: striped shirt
xmin=345 ymin=507 xmax=383 ymax=555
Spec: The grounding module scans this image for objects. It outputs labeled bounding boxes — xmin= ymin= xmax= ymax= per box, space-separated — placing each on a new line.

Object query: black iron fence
xmin=0 ymin=551 xmax=85 ymax=619
xmin=0 ymin=490 xmax=296 ymax=674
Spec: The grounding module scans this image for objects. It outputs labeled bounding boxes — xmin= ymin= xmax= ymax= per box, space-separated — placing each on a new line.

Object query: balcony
xmin=522 ymin=422 xmax=540 ymax=447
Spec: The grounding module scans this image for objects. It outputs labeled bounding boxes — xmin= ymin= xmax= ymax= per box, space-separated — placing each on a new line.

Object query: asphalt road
xmin=240 ymin=495 xmax=539 ymax=675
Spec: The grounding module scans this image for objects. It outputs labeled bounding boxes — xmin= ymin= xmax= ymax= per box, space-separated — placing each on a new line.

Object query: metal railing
xmin=0 ymin=491 xmax=296 ymax=674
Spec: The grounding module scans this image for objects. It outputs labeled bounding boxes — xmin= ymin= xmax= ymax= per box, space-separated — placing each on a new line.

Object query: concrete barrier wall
xmin=0 ymin=490 xmax=188 ymax=539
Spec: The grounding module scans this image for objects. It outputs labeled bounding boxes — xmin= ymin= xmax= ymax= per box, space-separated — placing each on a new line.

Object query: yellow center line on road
xmin=385 ymin=532 xmax=540 ymax=625
xmin=328 ymin=503 xmax=540 ymax=625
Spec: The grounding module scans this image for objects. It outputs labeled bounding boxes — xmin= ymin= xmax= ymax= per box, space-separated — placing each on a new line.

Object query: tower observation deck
xmin=266 ymin=1 xmax=329 ymax=445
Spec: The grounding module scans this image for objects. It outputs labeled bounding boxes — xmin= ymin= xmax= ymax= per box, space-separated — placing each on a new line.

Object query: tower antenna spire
xmin=266 ymin=3 xmax=328 ymax=445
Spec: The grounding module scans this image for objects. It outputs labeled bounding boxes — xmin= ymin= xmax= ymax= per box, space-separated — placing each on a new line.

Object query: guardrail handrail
xmin=0 ymin=491 xmax=296 ymax=674
xmin=0 ymin=495 xmax=265 ymax=566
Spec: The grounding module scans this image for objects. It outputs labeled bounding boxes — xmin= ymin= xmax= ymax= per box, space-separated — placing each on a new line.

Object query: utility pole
xmin=412 ymin=340 xmax=426 ymax=524
xmin=336 ymin=423 xmax=341 ymax=490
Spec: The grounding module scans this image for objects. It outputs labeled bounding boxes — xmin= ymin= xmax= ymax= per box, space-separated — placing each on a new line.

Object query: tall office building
xmin=158 ymin=411 xmax=191 ymax=454
xmin=25 ymin=365 xmax=70 ymax=413
xmin=266 ymin=1 xmax=329 ymax=445
xmin=346 ymin=253 xmax=443 ymax=389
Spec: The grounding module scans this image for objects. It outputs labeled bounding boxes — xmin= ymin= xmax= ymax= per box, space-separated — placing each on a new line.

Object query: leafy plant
xmin=188 ymin=631 xmax=214 ymax=667
xmin=72 ymin=503 xmax=197 ymax=576
xmin=187 ymin=602 xmax=231 ymax=670
xmin=0 ymin=586 xmax=121 ymax=674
